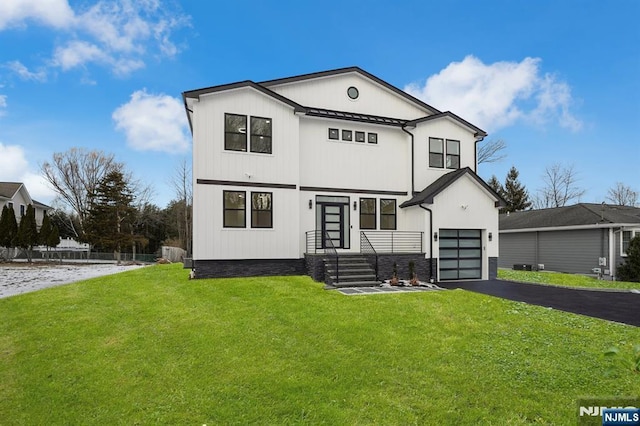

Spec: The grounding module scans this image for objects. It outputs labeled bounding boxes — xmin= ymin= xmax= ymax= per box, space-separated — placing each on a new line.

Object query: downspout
xmin=609 ymin=227 xmax=615 ymax=279
xmin=474 ymin=134 xmax=485 ymax=173
xmin=419 ymin=204 xmax=434 ymax=282
xmin=402 ymin=125 xmax=415 ymax=195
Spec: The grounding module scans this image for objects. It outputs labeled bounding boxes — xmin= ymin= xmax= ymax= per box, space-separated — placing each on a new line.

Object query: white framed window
xmin=621 ymin=229 xmax=640 ymax=256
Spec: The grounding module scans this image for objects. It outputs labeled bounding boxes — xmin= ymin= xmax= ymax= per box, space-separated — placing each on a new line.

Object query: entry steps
xmin=324 ymin=254 xmax=380 ymax=288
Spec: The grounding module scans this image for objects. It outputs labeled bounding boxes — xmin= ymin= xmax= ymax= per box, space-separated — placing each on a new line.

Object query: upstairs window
xmin=429 ymin=138 xmax=444 ymax=168
xmin=360 ymin=198 xmax=376 ymax=229
xmin=368 ymin=133 xmax=378 ymax=144
xmin=251 ymin=192 xmax=273 ymax=228
xmin=225 ymin=113 xmax=247 ymax=151
xmin=328 ymin=128 xmax=339 ymax=140
xmin=380 ymin=199 xmax=396 ymax=230
xmin=250 ymin=117 xmax=272 ymax=154
xmin=355 ymin=131 xmax=365 ymax=143
xmin=342 ymin=130 xmax=353 ymax=141
xmin=446 ymin=140 xmax=460 ymax=169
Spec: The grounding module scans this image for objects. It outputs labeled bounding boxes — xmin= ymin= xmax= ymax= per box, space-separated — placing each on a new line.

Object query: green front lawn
xmin=498 ymin=268 xmax=640 ymax=290
xmin=1 ymin=264 xmax=638 ymax=425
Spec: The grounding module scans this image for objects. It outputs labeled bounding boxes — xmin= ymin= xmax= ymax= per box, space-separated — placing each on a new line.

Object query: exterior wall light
xmin=488 ymin=232 xmax=493 ymax=241
xmin=433 ymin=232 xmax=438 ymax=242
xmin=353 ymin=201 xmax=357 ymax=211
xmin=308 ymin=200 xmax=313 ymax=209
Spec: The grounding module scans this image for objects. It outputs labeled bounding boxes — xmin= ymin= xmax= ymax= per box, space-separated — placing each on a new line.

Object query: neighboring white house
xmin=183 ymin=67 xmax=504 ymax=284
xmin=0 ymin=182 xmax=50 ymax=227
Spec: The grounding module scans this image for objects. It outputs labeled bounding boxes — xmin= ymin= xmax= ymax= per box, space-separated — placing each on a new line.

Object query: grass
xmin=498 ymin=268 xmax=640 ymax=290
xmin=1 ymin=264 xmax=639 ymax=425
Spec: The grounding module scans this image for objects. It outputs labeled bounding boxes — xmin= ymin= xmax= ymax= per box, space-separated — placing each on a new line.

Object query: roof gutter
xmin=499 ymin=223 xmax=640 ymax=234
xmin=401 ymin=124 xmax=415 ymax=195
xmin=419 ymin=204 xmax=435 ymax=283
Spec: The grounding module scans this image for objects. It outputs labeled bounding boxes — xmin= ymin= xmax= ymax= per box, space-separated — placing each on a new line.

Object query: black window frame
xmin=380 ymin=199 xmax=397 ymax=230
xmin=223 ymin=190 xmax=246 ymax=228
xmin=251 ymin=192 xmax=273 ymax=229
xmin=368 ymin=133 xmax=378 ymax=144
xmin=250 ymin=116 xmax=272 ymax=154
xmin=20 ymin=204 xmax=25 ymax=217
xmin=359 ymin=198 xmax=376 ymax=230
xmin=355 ymin=131 xmax=365 ymax=143
xmin=446 ymin=139 xmax=460 ymax=170
xmin=224 ymin=113 xmax=248 ymax=152
xmin=342 ymin=129 xmax=353 ymax=141
xmin=429 ymin=137 xmax=444 ymax=168
xmin=328 ymin=128 xmax=339 ymax=140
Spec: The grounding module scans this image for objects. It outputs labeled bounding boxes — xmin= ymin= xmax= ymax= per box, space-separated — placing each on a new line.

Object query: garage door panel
xmin=439 ymin=229 xmax=482 ymax=280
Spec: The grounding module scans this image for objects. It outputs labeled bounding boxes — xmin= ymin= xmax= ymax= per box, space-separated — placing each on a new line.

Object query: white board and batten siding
xmin=430 ymin=174 xmax=500 ymax=280
xmin=268 ymin=73 xmax=428 ymax=119
xmin=192 ymin=87 xmax=301 ymax=260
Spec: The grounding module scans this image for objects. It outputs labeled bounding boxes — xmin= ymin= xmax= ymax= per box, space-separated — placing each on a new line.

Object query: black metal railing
xmin=361 ymin=231 xmax=423 ymax=253
xmin=322 ymin=231 xmax=339 ymax=283
xmin=305 ymin=230 xmax=322 ymax=254
xmin=360 ymin=232 xmax=378 ymax=281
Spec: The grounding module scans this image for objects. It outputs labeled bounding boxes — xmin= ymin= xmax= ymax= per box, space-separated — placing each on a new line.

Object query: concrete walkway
xmin=438 ymin=279 xmax=640 ymax=327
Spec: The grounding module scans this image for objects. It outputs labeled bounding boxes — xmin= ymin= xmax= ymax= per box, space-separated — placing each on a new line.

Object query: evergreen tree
xmin=15 ymin=204 xmax=39 ymax=262
xmin=0 ymin=205 xmax=18 ymax=260
xmin=38 ymin=213 xmax=59 ymax=260
xmin=617 ymin=235 xmax=640 ymax=282
xmin=487 ymin=175 xmax=505 ymax=199
xmin=502 ymin=166 xmax=532 ymax=213
xmin=85 ymin=170 xmax=137 ymax=264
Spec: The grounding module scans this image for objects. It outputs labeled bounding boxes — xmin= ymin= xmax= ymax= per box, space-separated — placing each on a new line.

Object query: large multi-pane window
xmin=359 ymin=198 xmax=376 ymax=229
xmin=250 ymin=117 xmax=272 ymax=154
xmin=251 ymin=192 xmax=272 ymax=228
xmin=429 ymin=138 xmax=444 ymax=168
xmin=223 ymin=191 xmax=246 ymax=228
xmin=446 ymin=140 xmax=460 ymax=169
xmin=224 ymin=113 xmax=247 ymax=151
xmin=380 ymin=199 xmax=396 ymax=230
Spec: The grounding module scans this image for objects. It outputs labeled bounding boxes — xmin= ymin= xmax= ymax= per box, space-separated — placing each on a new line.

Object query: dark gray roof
xmin=400 ymin=167 xmax=505 ymax=208
xmin=406 ymin=111 xmax=487 ymax=137
xmin=500 ymin=203 xmax=640 ymax=230
xmin=305 ymin=107 xmax=408 ymax=127
xmin=259 ymin=66 xmax=442 ymax=115
xmin=0 ymin=182 xmax=22 ymax=199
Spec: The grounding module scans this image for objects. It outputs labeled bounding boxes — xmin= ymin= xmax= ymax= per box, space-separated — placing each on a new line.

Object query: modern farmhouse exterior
xmin=183 ymin=67 xmax=504 ymax=284
xmin=499 ymin=203 xmax=640 ymax=280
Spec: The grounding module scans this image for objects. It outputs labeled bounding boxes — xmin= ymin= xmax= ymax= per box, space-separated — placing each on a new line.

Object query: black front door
xmin=321 ymin=203 xmax=344 ymax=248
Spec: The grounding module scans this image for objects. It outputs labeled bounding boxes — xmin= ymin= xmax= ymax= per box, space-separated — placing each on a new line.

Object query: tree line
xmin=0 ymin=204 xmax=60 ymax=262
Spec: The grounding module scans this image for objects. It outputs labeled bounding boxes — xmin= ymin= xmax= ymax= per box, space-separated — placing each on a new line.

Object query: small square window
xmin=342 ymin=130 xmax=352 ymax=141
xmin=328 ymin=128 xmax=339 ymax=140
xmin=368 ymin=133 xmax=378 ymax=144
xmin=355 ymin=131 xmax=365 ymax=142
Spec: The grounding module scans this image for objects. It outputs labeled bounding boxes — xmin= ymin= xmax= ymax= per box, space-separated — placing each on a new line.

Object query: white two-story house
xmin=183 ymin=67 xmax=504 ymax=285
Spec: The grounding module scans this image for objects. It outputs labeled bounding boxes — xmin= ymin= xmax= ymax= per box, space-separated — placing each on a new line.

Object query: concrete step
xmin=329 ymin=274 xmax=377 ymax=282
xmin=333 ymin=281 xmax=382 ymax=288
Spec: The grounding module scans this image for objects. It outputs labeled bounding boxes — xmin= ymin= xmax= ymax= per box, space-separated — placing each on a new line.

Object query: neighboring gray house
xmin=499 ymin=203 xmax=640 ymax=279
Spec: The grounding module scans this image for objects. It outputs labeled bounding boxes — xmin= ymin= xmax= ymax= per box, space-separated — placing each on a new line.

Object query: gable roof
xmin=259 ymin=66 xmax=442 ymax=115
xmin=400 ymin=167 xmax=505 ymax=208
xmin=406 ymin=111 xmax=487 ymax=138
xmin=0 ymin=182 xmax=22 ymax=199
xmin=500 ymin=203 xmax=640 ymax=230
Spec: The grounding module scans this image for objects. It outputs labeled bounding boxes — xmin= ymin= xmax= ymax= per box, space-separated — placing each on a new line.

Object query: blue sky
xmin=0 ymin=0 xmax=638 ymax=208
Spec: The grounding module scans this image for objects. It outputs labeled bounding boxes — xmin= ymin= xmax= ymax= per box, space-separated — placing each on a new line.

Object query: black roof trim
xmin=406 ymin=111 xmax=487 ymax=137
xmin=305 ymin=107 xmax=408 ymax=127
xmin=259 ymin=66 xmax=442 ymax=116
xmin=400 ymin=167 xmax=505 ymax=208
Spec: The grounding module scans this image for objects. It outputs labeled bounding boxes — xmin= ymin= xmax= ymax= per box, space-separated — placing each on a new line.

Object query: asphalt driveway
xmin=438 ymin=279 xmax=640 ymax=327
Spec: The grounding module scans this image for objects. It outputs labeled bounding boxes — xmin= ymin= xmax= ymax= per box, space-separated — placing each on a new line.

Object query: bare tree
xmin=169 ymin=159 xmax=192 ymax=255
xmin=606 ymin=182 xmax=638 ymax=206
xmin=477 ymin=139 xmax=507 ymax=164
xmin=534 ymin=163 xmax=585 ymax=208
xmin=41 ymin=148 xmax=121 ymax=238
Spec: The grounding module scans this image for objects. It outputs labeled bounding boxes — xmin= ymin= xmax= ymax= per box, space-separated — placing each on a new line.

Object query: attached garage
xmin=439 ymin=229 xmax=482 ymax=280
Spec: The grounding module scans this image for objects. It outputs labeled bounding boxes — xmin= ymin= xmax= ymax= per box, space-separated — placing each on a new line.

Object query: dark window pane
xmin=225 ymin=113 xmax=247 ymax=151
xmin=225 ymin=114 xmax=246 ymax=133
xmin=355 ymin=131 xmax=365 ymax=142
xmin=429 ymin=153 xmax=444 ymax=168
xmin=224 ymin=191 xmax=245 ymax=209
xmin=447 ymin=140 xmax=460 ymax=155
xmin=250 ymin=117 xmax=272 ymax=154
xmin=224 ymin=210 xmax=245 ymax=227
xmin=342 ymin=130 xmax=352 ymax=141
xmin=250 ymin=136 xmax=272 ymax=153
xmin=380 ymin=215 xmax=396 ymax=230
xmin=446 ymin=154 xmax=460 ymax=169
xmin=368 ymin=133 xmax=378 ymax=144
xmin=360 ymin=215 xmax=375 ymax=229
xmin=360 ymin=198 xmax=376 ymax=214
xmin=380 ymin=199 xmax=396 ymax=214
xmin=225 ymin=133 xmax=247 ymax=151
xmin=328 ymin=128 xmax=339 ymax=140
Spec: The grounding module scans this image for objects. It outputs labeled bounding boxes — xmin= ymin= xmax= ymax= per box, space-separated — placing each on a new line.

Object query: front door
xmin=321 ymin=203 xmax=344 ymax=248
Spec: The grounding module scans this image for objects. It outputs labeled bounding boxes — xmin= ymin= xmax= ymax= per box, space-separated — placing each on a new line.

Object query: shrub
xmin=617 ymin=235 xmax=640 ymax=282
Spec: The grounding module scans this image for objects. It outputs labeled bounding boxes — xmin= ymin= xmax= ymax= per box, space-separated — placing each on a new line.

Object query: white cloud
xmin=1 ymin=0 xmax=189 ymax=78
xmin=4 ymin=61 xmax=47 ymax=82
xmin=0 ymin=0 xmax=75 ymax=30
xmin=0 ymin=95 xmax=6 ymax=116
xmin=0 ymin=142 xmax=56 ymax=203
xmin=112 ymin=89 xmax=190 ymax=153
xmin=405 ymin=55 xmax=582 ymax=132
